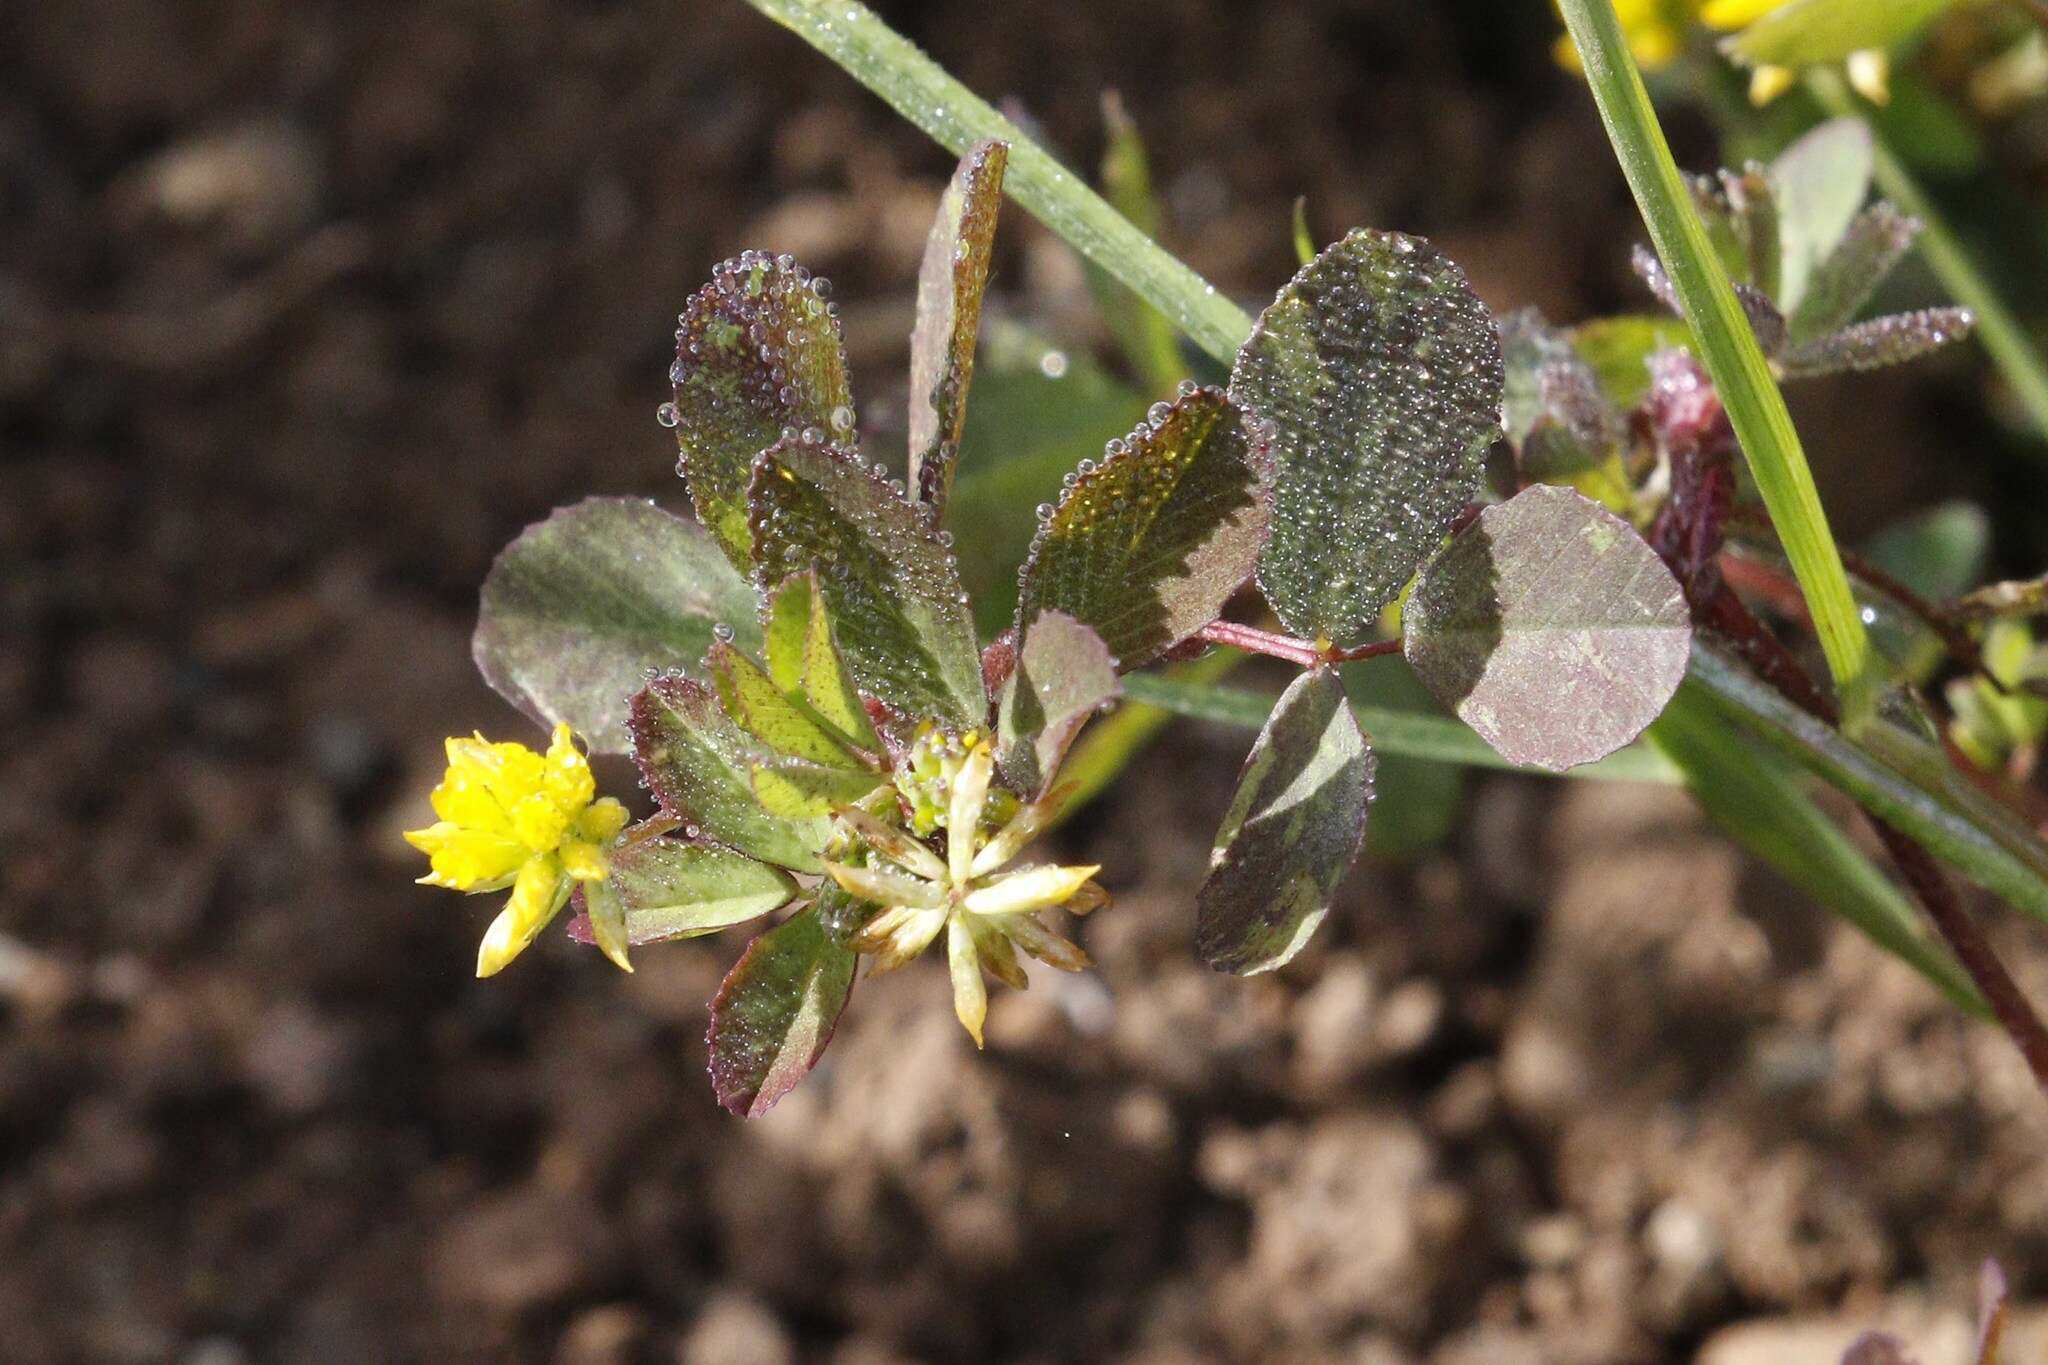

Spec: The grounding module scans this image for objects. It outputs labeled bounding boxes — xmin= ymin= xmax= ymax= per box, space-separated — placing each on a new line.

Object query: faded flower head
xmin=829 ymin=728 xmax=1106 ymax=1046
xmin=405 ymin=723 xmax=631 ymax=977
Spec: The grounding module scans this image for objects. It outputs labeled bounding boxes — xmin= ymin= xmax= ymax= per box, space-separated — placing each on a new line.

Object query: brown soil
xmin=6 ymin=1 xmax=2046 ymax=1362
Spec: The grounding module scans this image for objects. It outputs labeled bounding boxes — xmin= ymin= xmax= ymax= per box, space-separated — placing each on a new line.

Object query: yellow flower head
xmin=1698 ymin=0 xmax=1891 ymax=106
xmin=826 ymin=734 xmax=1107 ymax=1048
xmin=405 ymin=723 xmax=630 ymax=977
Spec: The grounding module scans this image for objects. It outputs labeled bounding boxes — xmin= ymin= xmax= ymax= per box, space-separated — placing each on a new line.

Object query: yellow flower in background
xmin=1554 ymin=0 xmax=1700 ymax=73
xmin=1699 ymin=0 xmax=1892 ymax=105
xmin=406 ymin=723 xmax=631 ymax=977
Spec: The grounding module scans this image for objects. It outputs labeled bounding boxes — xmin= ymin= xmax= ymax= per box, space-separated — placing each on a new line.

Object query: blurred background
xmin=7 ymin=1 xmax=2048 ymax=1361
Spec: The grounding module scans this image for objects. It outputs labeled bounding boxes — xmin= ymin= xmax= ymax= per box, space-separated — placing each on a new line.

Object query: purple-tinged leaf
xmin=1403 ymin=485 xmax=1691 ymax=772
xmin=473 ymin=497 xmax=761 ymax=754
xmin=708 ymin=905 xmax=857 ymax=1118
xmin=674 ymin=251 xmax=855 ymax=571
xmin=1769 ymin=118 xmax=1874 ymax=315
xmin=1781 ymin=307 xmax=1975 ymax=379
xmin=908 ymin=139 xmax=1008 ymax=510
xmin=1501 ymin=309 xmax=1583 ymax=446
xmin=1196 ymin=667 xmax=1374 ymax=975
xmin=749 ymin=437 xmax=986 ymax=726
xmin=1231 ymin=228 xmax=1504 ymax=648
xmin=567 ymin=836 xmax=797 ymax=946
xmin=629 ymin=675 xmax=831 ymax=873
xmin=997 ymin=611 xmax=1120 ymax=796
xmin=1633 ymin=244 xmax=1785 ymax=356
xmin=1789 ymin=202 xmax=1920 ymax=344
xmin=1014 ymin=386 xmax=1268 ymax=672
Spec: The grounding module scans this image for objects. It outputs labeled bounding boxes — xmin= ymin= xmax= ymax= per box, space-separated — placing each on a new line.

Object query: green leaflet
xmin=1014 ymin=386 xmax=1267 ymax=672
xmin=707 ymin=905 xmax=858 ymax=1118
xmin=709 ymin=639 xmax=864 ymax=769
xmin=628 ymin=675 xmax=831 ymax=874
xmin=473 ymin=497 xmax=761 ymax=754
xmin=762 ymin=572 xmax=882 ymax=751
xmin=1196 ymin=667 xmax=1374 ymax=975
xmin=1231 ymin=229 xmax=1505 ymax=648
xmin=748 ymin=437 xmax=986 ymax=726
xmin=1768 ymin=118 xmax=1874 ymax=317
xmin=908 ymin=139 xmax=1008 ymax=510
xmin=599 ymin=836 xmax=799 ymax=945
xmin=674 ymin=251 xmax=856 ymax=571
xmin=1403 ymin=486 xmax=1691 ymax=773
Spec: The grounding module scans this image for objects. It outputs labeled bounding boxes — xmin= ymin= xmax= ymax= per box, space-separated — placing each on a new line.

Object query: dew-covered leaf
xmin=750 ymin=756 xmax=887 ymax=818
xmin=1633 ymin=244 xmax=1786 ymax=355
xmin=1014 ymin=387 xmax=1267 ymax=672
xmin=1789 ymin=202 xmax=1919 ymax=344
xmin=998 ymin=611 xmax=1120 ymax=796
xmin=708 ymin=638 xmax=862 ymax=768
xmin=674 ymin=251 xmax=855 ymax=570
xmin=707 ymin=905 xmax=857 ymax=1118
xmin=909 ymin=139 xmax=1008 ymax=511
xmin=1723 ymin=0 xmax=1951 ymax=70
xmin=570 ymin=836 xmax=798 ymax=945
xmin=1231 ymin=228 xmax=1505 ymax=648
xmin=474 ymin=497 xmax=761 ymax=754
xmin=629 ymin=675 xmax=831 ymax=873
xmin=1780 ymin=306 xmax=1974 ymax=379
xmin=1196 ymin=667 xmax=1373 ymax=975
xmin=748 ymin=437 xmax=986 ymax=726
xmin=1403 ymin=485 xmax=1690 ymax=772
xmin=1770 ymin=118 xmax=1875 ymax=315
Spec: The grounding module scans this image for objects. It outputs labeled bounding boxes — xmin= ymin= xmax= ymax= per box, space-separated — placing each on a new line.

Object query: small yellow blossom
xmin=1699 ymin=0 xmax=1891 ymax=106
xmin=1553 ymin=0 xmax=1697 ymax=74
xmin=825 ymin=735 xmax=1107 ymax=1047
xmin=406 ymin=723 xmax=631 ymax=977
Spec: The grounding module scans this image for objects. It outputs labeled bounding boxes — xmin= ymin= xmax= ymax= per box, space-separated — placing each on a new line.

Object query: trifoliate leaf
xmin=998 ymin=611 xmax=1120 ymax=796
xmin=574 ymin=836 xmax=798 ymax=945
xmin=1403 ymin=485 xmax=1691 ymax=772
xmin=908 ymin=139 xmax=1008 ymax=510
xmin=708 ymin=905 xmax=857 ymax=1118
xmin=1722 ymin=0 xmax=1951 ymax=70
xmin=1789 ymin=202 xmax=1920 ymax=344
xmin=1014 ymin=386 xmax=1268 ymax=672
xmin=1231 ymin=228 xmax=1505 ymax=648
xmin=749 ymin=756 xmax=888 ymax=818
xmin=674 ymin=251 xmax=855 ymax=571
xmin=474 ymin=497 xmax=762 ymax=754
xmin=1780 ymin=306 xmax=1974 ymax=378
xmin=1196 ymin=667 xmax=1374 ymax=975
xmin=748 ymin=437 xmax=986 ymax=726
xmin=629 ymin=675 xmax=831 ymax=873
xmin=1770 ymin=118 xmax=1875 ymax=316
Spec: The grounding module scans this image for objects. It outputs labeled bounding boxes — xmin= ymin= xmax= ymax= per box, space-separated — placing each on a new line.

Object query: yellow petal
xmin=577 ymin=797 xmax=629 ymax=843
xmin=448 ymin=733 xmax=548 ymax=814
xmin=999 ymin=913 xmax=1090 ymax=972
xmin=429 ymin=763 xmax=509 ymax=831
xmin=406 ymin=821 xmax=528 ymax=891
xmin=947 ymin=741 xmax=994 ymax=884
xmin=542 ymin=723 xmax=597 ymax=813
xmin=476 ymin=856 xmax=571 ymax=977
xmin=1846 ymin=49 xmax=1890 ymax=105
xmin=834 ymin=806 xmax=949 ymax=881
xmin=559 ymin=837 xmax=609 ymax=882
xmin=962 ymin=863 xmax=1101 ymax=918
xmin=509 ymin=791 xmax=573 ymax=852
xmin=825 ymin=861 xmax=946 ymax=909
xmin=1748 ymin=63 xmax=1796 ymax=105
xmin=947 ymin=915 xmax=988 ymax=1048
xmin=1700 ymin=0 xmax=1786 ymax=31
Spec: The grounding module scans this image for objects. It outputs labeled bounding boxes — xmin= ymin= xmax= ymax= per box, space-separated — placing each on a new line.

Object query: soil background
xmin=7 ymin=2 xmax=2048 ymax=1362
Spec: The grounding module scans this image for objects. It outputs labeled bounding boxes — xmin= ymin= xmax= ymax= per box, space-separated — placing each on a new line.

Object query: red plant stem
xmin=1197 ymin=620 xmax=1401 ymax=667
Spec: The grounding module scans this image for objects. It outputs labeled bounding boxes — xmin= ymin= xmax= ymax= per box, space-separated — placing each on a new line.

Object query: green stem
xmin=741 ymin=0 xmax=1253 ymax=366
xmin=1807 ymin=69 xmax=2048 ymax=448
xmin=1555 ymin=0 xmax=1875 ymax=723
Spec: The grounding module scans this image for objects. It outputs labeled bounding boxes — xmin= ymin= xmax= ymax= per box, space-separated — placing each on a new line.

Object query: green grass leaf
xmin=1403 ymin=486 xmax=1691 ymax=772
xmin=1196 ymin=667 xmax=1374 ymax=975
xmin=629 ymin=675 xmax=831 ymax=873
xmin=1231 ymin=229 xmax=1504 ymax=648
xmin=909 ymin=139 xmax=1008 ymax=510
xmin=1015 ymin=386 xmax=1267 ymax=672
xmin=748 ymin=437 xmax=986 ymax=726
xmin=708 ymin=905 xmax=857 ymax=1118
xmin=674 ymin=252 xmax=855 ymax=571
xmin=474 ymin=497 xmax=760 ymax=754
